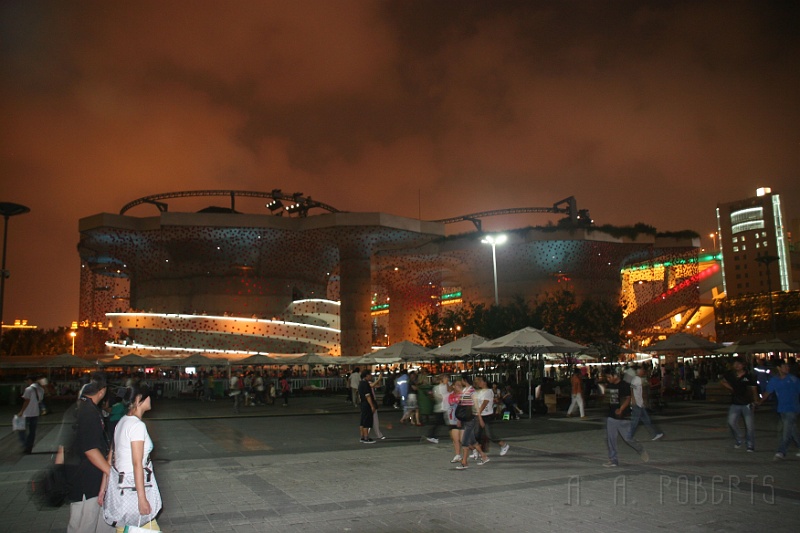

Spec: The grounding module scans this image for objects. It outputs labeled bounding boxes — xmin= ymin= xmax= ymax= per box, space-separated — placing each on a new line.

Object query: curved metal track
xmin=120 ymin=190 xmax=341 ymax=215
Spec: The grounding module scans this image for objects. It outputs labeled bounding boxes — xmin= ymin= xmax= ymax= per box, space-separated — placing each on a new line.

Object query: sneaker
xmin=580 ymin=416 xmax=587 ymax=419
xmin=734 ymin=442 xmax=743 ymax=449
xmin=500 ymin=444 xmax=510 ymax=456
xmin=426 ymin=437 xmax=439 ymax=444
xmin=640 ymin=450 xmax=650 ymax=463
xmin=603 ymin=461 xmax=618 ymax=467
xmin=450 ymin=455 xmax=462 ymax=463
xmin=362 ymin=438 xmax=376 ymax=444
xmin=652 ymin=433 xmax=664 ymax=441
xmin=378 ymin=436 xmax=386 ymax=440
xmin=774 ymin=452 xmax=785 ymax=460
xmin=455 ymin=464 xmax=469 ymax=470
xmin=470 ymin=451 xmax=479 ymax=460
xmin=796 ymin=452 xmax=800 ymax=457
xmin=477 ymin=457 xmax=490 ymax=466
xmin=746 ymin=447 xmax=754 ymax=453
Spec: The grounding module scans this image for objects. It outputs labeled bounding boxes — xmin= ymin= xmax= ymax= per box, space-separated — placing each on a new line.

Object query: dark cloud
xmin=1 ymin=0 xmax=798 ymax=328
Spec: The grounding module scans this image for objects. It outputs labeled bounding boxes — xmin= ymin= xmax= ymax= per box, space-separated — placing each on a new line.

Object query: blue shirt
xmin=765 ymin=374 xmax=800 ymax=413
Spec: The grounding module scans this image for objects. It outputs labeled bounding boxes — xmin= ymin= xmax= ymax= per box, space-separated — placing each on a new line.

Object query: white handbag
xmin=103 ymin=461 xmax=162 ymax=527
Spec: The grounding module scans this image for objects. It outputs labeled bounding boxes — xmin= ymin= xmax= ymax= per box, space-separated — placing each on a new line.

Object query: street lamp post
xmin=709 ymin=232 xmax=717 ymax=251
xmin=70 ymin=331 xmax=77 ymax=355
xmin=0 ymin=202 xmax=31 ymax=355
xmin=481 ymin=234 xmax=507 ymax=306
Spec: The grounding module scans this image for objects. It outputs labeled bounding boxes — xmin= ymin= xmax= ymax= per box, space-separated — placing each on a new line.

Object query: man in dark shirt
xmin=67 ymin=372 xmax=114 ymax=533
xmin=603 ymin=368 xmax=649 ymax=467
xmin=358 ymin=370 xmax=376 ymax=444
xmin=720 ymin=357 xmax=758 ymax=451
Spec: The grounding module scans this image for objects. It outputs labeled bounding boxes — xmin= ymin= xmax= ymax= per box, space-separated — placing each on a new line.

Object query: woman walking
xmin=108 ymin=385 xmax=162 ymax=531
xmin=455 ymin=378 xmax=489 ymax=470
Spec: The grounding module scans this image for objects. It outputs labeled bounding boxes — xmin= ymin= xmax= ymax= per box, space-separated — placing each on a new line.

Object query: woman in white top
xmin=112 ymin=385 xmax=160 ymax=532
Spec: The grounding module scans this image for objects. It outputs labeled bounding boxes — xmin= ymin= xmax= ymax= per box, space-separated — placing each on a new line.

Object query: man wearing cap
xmin=17 ymin=374 xmax=42 ymax=454
xmin=67 ymin=371 xmax=114 ymax=533
xmin=720 ymin=357 xmax=758 ymax=451
xmin=757 ymin=360 xmax=800 ymax=460
xmin=602 ymin=368 xmax=649 ymax=467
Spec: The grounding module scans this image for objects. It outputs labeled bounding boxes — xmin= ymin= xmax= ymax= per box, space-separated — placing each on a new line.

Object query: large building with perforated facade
xmin=77 ymin=191 xmax=704 ymax=359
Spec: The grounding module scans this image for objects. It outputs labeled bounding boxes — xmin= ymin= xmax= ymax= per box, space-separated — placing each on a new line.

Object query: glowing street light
xmin=69 ymin=330 xmax=77 ymax=355
xmin=480 ymin=234 xmax=507 ymax=306
xmin=709 ymin=232 xmax=717 ymax=251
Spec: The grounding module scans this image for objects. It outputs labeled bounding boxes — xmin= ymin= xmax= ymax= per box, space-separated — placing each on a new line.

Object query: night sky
xmin=1 ymin=1 xmax=798 ymax=329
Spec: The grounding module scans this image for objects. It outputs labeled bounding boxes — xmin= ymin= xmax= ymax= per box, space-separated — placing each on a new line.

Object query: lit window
xmin=733 ymin=237 xmax=738 ymax=243
xmin=742 ymin=245 xmax=746 ymax=250
xmin=763 ymin=241 xmax=767 ymax=247
xmin=733 ymin=246 xmax=739 ymax=252
xmin=741 ymin=236 xmax=746 ymax=241
xmin=756 ymin=243 xmax=760 ymax=248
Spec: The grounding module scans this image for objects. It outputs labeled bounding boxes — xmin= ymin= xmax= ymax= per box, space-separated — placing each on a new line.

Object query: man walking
xmin=628 ymin=365 xmax=664 ymax=441
xmin=426 ymin=374 xmax=451 ymax=444
xmin=67 ymin=372 xmax=114 ymax=533
xmin=566 ymin=368 xmax=586 ymax=419
xmin=603 ymin=368 xmax=649 ymax=467
xmin=720 ymin=357 xmax=758 ymax=451
xmin=358 ymin=370 xmax=377 ymax=443
xmin=349 ymin=367 xmax=361 ymax=407
xmin=758 ymin=360 xmax=800 ymax=460
xmin=17 ymin=374 xmax=42 ymax=454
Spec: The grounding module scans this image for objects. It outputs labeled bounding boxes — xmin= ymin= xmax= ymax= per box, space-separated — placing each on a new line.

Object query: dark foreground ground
xmin=1 ymin=393 xmax=799 ymax=532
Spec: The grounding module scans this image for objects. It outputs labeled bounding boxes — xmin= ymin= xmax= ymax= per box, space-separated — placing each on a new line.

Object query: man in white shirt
xmin=426 ymin=374 xmax=451 ymax=444
xmin=628 ymin=365 xmax=664 ymax=441
xmin=17 ymin=374 xmax=42 ymax=454
xmin=349 ymin=368 xmax=361 ymax=407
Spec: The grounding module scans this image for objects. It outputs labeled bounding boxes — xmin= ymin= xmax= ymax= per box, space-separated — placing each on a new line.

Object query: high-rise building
xmin=714 ymin=187 xmax=800 ymax=340
xmin=716 ymin=187 xmax=793 ymax=298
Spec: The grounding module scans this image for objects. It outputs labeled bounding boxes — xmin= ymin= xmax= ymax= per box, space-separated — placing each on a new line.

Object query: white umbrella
xmin=236 ymin=354 xmax=280 ymax=365
xmin=475 ymin=327 xmax=587 ymax=419
xmin=647 ymin=333 xmax=719 ymax=352
xmin=428 ymin=334 xmax=488 ymax=359
xmin=366 ymin=340 xmax=430 ymax=362
xmin=284 ymin=353 xmax=342 ymax=365
xmin=169 ymin=353 xmax=229 ymax=366
xmin=104 ymin=354 xmax=160 ymax=367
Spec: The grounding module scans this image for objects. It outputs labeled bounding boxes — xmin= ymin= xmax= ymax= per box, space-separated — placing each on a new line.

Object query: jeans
xmin=629 ymin=405 xmax=662 ymax=439
xmin=777 ymin=411 xmax=800 ymax=455
xmin=17 ymin=415 xmax=38 ymax=453
xmin=727 ymin=404 xmax=755 ymax=449
xmin=606 ymin=417 xmax=643 ymax=464
xmin=567 ymin=393 xmax=585 ymax=417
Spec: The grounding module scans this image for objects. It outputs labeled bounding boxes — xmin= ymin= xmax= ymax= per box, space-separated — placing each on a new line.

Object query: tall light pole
xmin=709 ymin=232 xmax=717 ymax=251
xmin=481 ymin=234 xmax=507 ymax=306
xmin=0 ymin=202 xmax=31 ymax=355
xmin=70 ymin=331 xmax=77 ymax=355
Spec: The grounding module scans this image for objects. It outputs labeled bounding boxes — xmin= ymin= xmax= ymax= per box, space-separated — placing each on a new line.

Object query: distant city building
xmin=715 ymin=187 xmax=799 ymax=339
xmin=716 ymin=187 xmax=793 ymax=298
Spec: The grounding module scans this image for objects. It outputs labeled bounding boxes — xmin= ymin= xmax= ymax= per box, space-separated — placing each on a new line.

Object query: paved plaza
xmin=1 ymin=393 xmax=799 ymax=532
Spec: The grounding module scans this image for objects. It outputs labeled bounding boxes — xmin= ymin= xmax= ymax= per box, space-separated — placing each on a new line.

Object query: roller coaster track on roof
xmin=120 ymin=190 xmax=341 ymax=215
xmin=432 ymin=196 xmax=583 ymax=231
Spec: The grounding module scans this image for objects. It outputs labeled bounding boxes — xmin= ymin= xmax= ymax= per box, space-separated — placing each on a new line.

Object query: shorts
xmin=461 ymin=418 xmax=478 ymax=446
xmin=406 ymin=393 xmax=418 ymax=409
xmin=360 ymin=406 xmax=373 ymax=428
